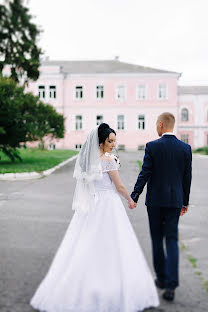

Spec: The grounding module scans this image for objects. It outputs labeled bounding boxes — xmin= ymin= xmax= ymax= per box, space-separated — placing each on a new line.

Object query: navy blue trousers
xmin=147 ymin=206 xmax=181 ymax=290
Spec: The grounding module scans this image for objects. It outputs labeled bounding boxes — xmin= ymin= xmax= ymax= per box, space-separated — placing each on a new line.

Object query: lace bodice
xmin=93 ymin=159 xmax=118 ymax=192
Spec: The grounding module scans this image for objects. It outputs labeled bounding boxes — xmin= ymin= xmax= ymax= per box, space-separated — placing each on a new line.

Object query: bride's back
xmin=93 ymin=158 xmax=117 ymax=192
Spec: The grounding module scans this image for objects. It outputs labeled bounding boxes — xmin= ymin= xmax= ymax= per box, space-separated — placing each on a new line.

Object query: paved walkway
xmin=0 ymin=151 xmax=207 ymax=312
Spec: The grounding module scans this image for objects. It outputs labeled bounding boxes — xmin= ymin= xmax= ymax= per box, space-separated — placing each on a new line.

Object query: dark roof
xmin=41 ymin=60 xmax=179 ymax=75
xmin=178 ymin=86 xmax=208 ymax=95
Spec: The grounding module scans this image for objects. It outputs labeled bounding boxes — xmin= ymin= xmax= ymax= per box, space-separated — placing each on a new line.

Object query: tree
xmin=24 ymin=98 xmax=65 ymax=150
xmin=0 ymin=0 xmax=42 ymax=84
xmin=0 ymin=77 xmax=65 ymax=161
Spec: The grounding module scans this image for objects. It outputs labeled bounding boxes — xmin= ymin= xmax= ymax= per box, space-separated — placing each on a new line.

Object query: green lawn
xmin=193 ymin=146 xmax=208 ymax=155
xmin=0 ymin=148 xmax=78 ymax=173
xmin=137 ymin=160 xmax=142 ymax=171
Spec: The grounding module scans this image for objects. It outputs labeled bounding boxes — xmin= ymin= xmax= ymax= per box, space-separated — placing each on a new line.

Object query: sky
xmin=28 ymin=0 xmax=208 ymax=84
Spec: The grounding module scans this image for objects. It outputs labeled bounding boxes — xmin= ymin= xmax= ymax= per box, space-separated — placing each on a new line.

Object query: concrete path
xmin=0 ymin=151 xmax=207 ymax=312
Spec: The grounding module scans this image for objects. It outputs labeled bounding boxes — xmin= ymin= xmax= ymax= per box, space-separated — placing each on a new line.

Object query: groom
xmin=130 ymin=112 xmax=192 ymax=301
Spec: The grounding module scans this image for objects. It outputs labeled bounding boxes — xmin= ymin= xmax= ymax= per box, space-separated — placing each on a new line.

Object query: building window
xmin=75 ymin=144 xmax=82 ymax=150
xmin=117 ymin=144 xmax=125 ymax=150
xmin=49 ymin=86 xmax=56 ymax=99
xmin=96 ymin=115 xmax=103 ymax=126
xmin=138 ymin=115 xmax=145 ymax=130
xmin=181 ymin=108 xmax=189 ymax=121
xmin=48 ymin=143 xmax=56 ymax=150
xmin=75 ymin=86 xmax=83 ymax=99
xmin=181 ymin=134 xmax=189 ymax=144
xmin=38 ymin=86 xmax=45 ymax=99
xmin=116 ymin=85 xmax=126 ymax=100
xmin=137 ymin=85 xmax=146 ymax=100
xmin=117 ymin=115 xmax=125 ymax=130
xmin=138 ymin=145 xmax=145 ymax=150
xmin=158 ymin=84 xmax=168 ymax=99
xmin=96 ymin=85 xmax=104 ymax=99
xmin=75 ymin=115 xmax=82 ymax=130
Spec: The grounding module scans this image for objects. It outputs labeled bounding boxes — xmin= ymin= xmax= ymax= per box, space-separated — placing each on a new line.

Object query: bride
xmin=30 ymin=123 xmax=159 ymax=312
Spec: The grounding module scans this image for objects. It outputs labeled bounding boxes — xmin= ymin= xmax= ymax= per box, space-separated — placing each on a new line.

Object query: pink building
xmin=26 ymin=60 xmax=208 ymax=150
xmin=178 ymin=86 xmax=208 ymax=148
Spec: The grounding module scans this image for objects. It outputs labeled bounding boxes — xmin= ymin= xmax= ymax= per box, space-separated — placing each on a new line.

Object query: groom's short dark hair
xmin=158 ymin=112 xmax=175 ymax=129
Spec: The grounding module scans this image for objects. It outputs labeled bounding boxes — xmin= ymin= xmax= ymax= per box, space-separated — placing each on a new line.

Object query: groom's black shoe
xmin=162 ymin=289 xmax=175 ymax=301
xmin=155 ymin=279 xmax=165 ymax=289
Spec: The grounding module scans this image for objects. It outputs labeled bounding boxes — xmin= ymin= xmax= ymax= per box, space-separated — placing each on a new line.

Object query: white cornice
xmin=66 ymin=73 xmax=180 ymax=78
xmin=38 ymin=70 xmax=180 ymax=79
xmin=64 ymin=104 xmax=177 ymax=110
xmin=178 ymin=125 xmax=208 ymax=129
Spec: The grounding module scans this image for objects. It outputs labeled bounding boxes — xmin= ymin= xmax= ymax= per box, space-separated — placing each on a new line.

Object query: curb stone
xmin=0 ymin=154 xmax=78 ymax=181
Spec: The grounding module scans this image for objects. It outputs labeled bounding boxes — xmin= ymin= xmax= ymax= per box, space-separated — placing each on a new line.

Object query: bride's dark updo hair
xmin=98 ymin=123 xmax=116 ymax=145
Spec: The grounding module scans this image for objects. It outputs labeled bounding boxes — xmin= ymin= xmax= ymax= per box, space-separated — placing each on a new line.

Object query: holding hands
xmin=128 ymin=198 xmax=137 ymax=209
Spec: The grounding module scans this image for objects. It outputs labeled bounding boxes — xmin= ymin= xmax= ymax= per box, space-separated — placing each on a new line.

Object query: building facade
xmin=26 ymin=60 xmax=208 ymax=150
xmin=178 ymin=86 xmax=208 ymax=148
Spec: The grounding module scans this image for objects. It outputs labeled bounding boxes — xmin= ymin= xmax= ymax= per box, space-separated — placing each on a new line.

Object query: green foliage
xmin=195 ymin=271 xmax=202 ymax=276
xmin=0 ymin=148 xmax=78 ymax=173
xmin=30 ymin=100 xmax=65 ymax=150
xmin=0 ymin=0 xmax=42 ymax=83
xmin=204 ymin=280 xmax=208 ymax=292
xmin=180 ymin=240 xmax=208 ymax=292
xmin=188 ymin=256 xmax=197 ymax=268
xmin=181 ymin=242 xmax=188 ymax=250
xmin=0 ymin=77 xmax=65 ymax=162
xmin=137 ymin=160 xmax=142 ymax=171
xmin=193 ymin=147 xmax=208 ymax=155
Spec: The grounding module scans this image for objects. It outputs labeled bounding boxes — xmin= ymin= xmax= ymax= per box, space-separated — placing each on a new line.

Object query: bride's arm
xmin=108 ymin=170 xmax=135 ymax=206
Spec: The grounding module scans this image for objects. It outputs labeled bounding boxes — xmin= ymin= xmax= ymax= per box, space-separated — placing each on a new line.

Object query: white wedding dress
xmin=30 ymin=158 xmax=159 ymax=312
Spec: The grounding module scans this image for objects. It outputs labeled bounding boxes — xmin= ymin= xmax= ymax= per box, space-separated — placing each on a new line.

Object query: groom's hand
xmin=180 ymin=205 xmax=189 ymax=216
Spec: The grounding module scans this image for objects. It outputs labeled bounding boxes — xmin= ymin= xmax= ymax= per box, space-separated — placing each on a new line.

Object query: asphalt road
xmin=0 ymin=151 xmax=207 ymax=312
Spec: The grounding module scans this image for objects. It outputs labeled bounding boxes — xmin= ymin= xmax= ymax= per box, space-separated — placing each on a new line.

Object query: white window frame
xmin=115 ymin=85 xmax=126 ymax=101
xmin=138 ymin=115 xmax=145 ymax=130
xmin=38 ymin=85 xmax=46 ymax=99
xmin=158 ymin=83 xmax=168 ymax=100
xmin=96 ymin=85 xmax=104 ymax=99
xmin=136 ymin=85 xmax=146 ymax=100
xmin=49 ymin=85 xmax=56 ymax=99
xmin=75 ymin=86 xmax=83 ymax=99
xmin=181 ymin=134 xmax=189 ymax=144
xmin=181 ymin=108 xmax=189 ymax=121
xmin=96 ymin=115 xmax=103 ymax=126
xmin=75 ymin=144 xmax=82 ymax=150
xmin=48 ymin=143 xmax=56 ymax=150
xmin=138 ymin=145 xmax=145 ymax=151
xmin=117 ymin=144 xmax=125 ymax=150
xmin=75 ymin=115 xmax=83 ymax=130
xmin=117 ymin=115 xmax=125 ymax=130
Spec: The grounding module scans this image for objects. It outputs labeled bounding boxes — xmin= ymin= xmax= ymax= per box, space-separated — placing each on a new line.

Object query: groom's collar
xmin=162 ymin=132 xmax=175 ymax=136
xmin=161 ymin=132 xmax=177 ymax=139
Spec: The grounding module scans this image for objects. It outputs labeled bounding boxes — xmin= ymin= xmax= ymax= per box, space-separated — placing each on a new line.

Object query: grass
xmin=181 ymin=242 xmax=188 ymax=250
xmin=188 ymin=256 xmax=197 ymax=268
xmin=180 ymin=240 xmax=208 ymax=292
xmin=195 ymin=271 xmax=202 ymax=276
xmin=137 ymin=160 xmax=142 ymax=171
xmin=0 ymin=148 xmax=78 ymax=173
xmin=204 ymin=280 xmax=208 ymax=292
xmin=193 ymin=146 xmax=208 ymax=155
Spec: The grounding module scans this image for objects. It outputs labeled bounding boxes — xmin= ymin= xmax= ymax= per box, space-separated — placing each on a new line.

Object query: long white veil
xmin=72 ymin=126 xmax=103 ymax=213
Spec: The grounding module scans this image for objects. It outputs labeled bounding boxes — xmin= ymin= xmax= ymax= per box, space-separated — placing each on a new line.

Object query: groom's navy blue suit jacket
xmin=131 ymin=134 xmax=192 ymax=208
